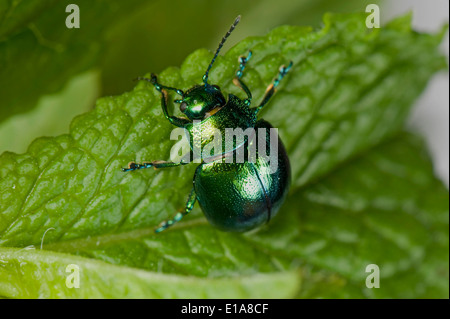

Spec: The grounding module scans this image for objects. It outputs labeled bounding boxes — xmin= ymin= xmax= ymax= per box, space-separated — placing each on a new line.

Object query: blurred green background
xmin=0 ymin=0 xmax=379 ymax=153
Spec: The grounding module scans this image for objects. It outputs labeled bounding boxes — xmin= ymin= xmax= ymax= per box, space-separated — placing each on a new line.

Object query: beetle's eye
xmin=212 ymin=85 xmax=220 ymax=89
xmin=180 ymin=102 xmax=187 ymax=112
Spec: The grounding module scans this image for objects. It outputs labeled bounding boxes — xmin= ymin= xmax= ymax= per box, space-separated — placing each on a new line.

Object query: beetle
xmin=122 ymin=16 xmax=292 ymax=233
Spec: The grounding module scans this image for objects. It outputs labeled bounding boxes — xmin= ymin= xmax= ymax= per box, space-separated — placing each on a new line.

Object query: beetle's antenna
xmin=203 ymin=15 xmax=241 ymax=86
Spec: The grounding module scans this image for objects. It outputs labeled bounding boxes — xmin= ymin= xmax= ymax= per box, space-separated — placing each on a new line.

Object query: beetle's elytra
xmin=123 ymin=16 xmax=292 ymax=233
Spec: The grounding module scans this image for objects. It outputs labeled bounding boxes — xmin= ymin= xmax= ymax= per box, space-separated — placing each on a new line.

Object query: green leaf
xmin=0 ymin=133 xmax=447 ymax=298
xmin=284 ymin=133 xmax=449 ymax=298
xmin=0 ymin=70 xmax=100 ymax=154
xmin=0 ymin=0 xmax=146 ymax=123
xmin=0 ymin=13 xmax=448 ymax=298
xmin=0 ymin=247 xmax=300 ymax=298
xmin=0 ymin=0 xmax=57 ymax=38
xmin=0 ymin=0 xmax=377 ymax=125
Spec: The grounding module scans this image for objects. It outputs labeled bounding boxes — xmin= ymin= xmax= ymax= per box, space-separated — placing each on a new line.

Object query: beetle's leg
xmin=254 ymin=61 xmax=293 ymax=115
xmin=135 ymin=74 xmax=190 ymax=127
xmin=158 ymin=88 xmax=190 ymax=127
xmin=233 ymin=51 xmax=252 ymax=106
xmin=122 ymin=160 xmax=189 ymax=172
xmin=155 ymin=187 xmax=197 ymax=233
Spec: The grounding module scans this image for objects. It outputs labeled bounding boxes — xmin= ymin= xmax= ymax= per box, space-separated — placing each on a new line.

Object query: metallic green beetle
xmin=123 ymin=16 xmax=292 ymax=233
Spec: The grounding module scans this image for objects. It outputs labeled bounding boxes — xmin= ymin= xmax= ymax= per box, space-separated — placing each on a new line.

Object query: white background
xmin=385 ymin=0 xmax=449 ymax=186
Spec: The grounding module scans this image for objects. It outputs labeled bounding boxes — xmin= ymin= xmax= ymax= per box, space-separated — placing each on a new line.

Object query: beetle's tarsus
xmin=122 ymin=160 xmax=190 ymax=173
xmin=233 ymin=50 xmax=253 ymax=104
xmin=154 ymin=188 xmax=197 ymax=233
xmin=254 ymin=61 xmax=293 ymax=115
xmin=133 ymin=76 xmax=151 ymax=83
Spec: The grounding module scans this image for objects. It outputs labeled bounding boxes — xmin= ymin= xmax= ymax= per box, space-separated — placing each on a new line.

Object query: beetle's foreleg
xmin=122 ymin=160 xmax=189 ymax=172
xmin=155 ymin=187 xmax=197 ymax=233
xmin=254 ymin=61 xmax=293 ymax=115
xmin=233 ymin=51 xmax=253 ymax=106
xmin=135 ymin=74 xmax=184 ymax=97
xmin=135 ymin=74 xmax=189 ymax=127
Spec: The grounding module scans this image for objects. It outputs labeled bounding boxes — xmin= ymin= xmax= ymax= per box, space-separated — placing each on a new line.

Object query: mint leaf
xmin=0 ymin=0 xmax=375 ymax=124
xmin=45 ymin=133 xmax=447 ymax=299
xmin=279 ymin=133 xmax=449 ymax=298
xmin=0 ymin=133 xmax=446 ymax=298
xmin=0 ymin=70 xmax=100 ymax=154
xmin=0 ymin=13 xmax=447 ymax=298
xmin=0 ymin=247 xmax=300 ymax=298
xmin=0 ymin=0 xmax=146 ymax=123
xmin=0 ymin=0 xmax=57 ymax=38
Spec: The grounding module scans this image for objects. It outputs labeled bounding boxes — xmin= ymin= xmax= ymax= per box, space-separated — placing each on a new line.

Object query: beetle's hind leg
xmin=233 ymin=50 xmax=253 ymax=106
xmin=155 ymin=187 xmax=197 ymax=233
xmin=122 ymin=160 xmax=189 ymax=172
xmin=254 ymin=61 xmax=293 ymax=115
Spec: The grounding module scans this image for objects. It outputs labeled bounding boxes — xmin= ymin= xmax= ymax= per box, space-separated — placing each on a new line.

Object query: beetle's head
xmin=178 ymin=84 xmax=225 ymax=120
xmin=175 ymin=16 xmax=240 ymax=121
